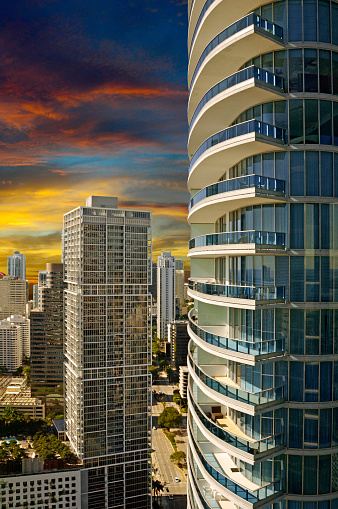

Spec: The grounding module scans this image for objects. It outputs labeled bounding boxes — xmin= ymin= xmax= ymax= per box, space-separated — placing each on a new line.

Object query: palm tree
xmin=152 ymin=478 xmax=164 ymax=500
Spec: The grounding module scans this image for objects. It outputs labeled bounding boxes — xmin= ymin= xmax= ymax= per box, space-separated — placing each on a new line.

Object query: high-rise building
xmin=175 ymin=259 xmax=185 ymax=304
xmin=187 ymin=2 xmax=338 ymax=508
xmin=157 ymin=251 xmax=176 ymax=340
xmin=63 ymin=195 xmax=152 ymax=509
xmin=0 ymin=315 xmax=30 ymax=371
xmin=7 ymin=251 xmax=26 ymax=280
xmin=149 ymin=261 xmax=157 ymax=302
xmin=30 ymin=263 xmax=65 ymax=395
xmin=168 ymin=320 xmax=189 ymax=369
xmin=0 ymin=275 xmax=28 ymax=319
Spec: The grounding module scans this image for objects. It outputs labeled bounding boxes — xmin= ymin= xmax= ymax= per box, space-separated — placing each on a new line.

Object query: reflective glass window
xmin=290 ymin=309 xmax=304 ymax=354
xmin=333 ymin=101 xmax=338 ymax=145
xmin=318 ymin=0 xmax=331 ymax=43
xmin=304 ymin=411 xmax=318 ymax=449
xmin=289 ymin=408 xmax=303 ymax=447
xmin=318 ymin=455 xmax=331 ymax=494
xmin=305 ymin=363 xmax=319 ymax=401
xmin=321 ymin=204 xmax=331 ymax=249
xmin=333 ymin=53 xmax=338 ymax=95
xmin=290 ymin=203 xmax=304 ymax=248
xmin=288 ymin=0 xmax=303 ymax=41
xmin=303 ymin=456 xmax=317 ymax=494
xmin=304 ymin=48 xmax=318 ymax=91
xmin=288 ymin=455 xmax=302 ymax=493
xmin=305 ymin=203 xmax=319 ymax=249
xmin=332 ymin=2 xmax=338 ymax=46
xmin=321 ymin=152 xmax=333 ymax=197
xmin=290 ymin=151 xmax=304 ymax=195
xmin=320 ymin=361 xmax=332 ymax=401
xmin=290 ymin=256 xmax=304 ymax=302
xmin=320 ymin=100 xmax=332 ymax=145
xmin=305 ymin=99 xmax=319 ymax=143
xmin=303 ymin=0 xmax=317 ymax=41
xmin=321 ymin=309 xmax=333 ymax=355
xmin=273 ymin=0 xmax=287 ymax=33
xmin=321 ymin=256 xmax=333 ymax=302
xmin=305 ymin=151 xmax=319 ymax=195
xmin=289 ymin=362 xmax=304 ymax=401
xmin=289 ymin=50 xmax=303 ymax=92
xmin=319 ymin=408 xmax=332 ymax=448
xmin=319 ymin=50 xmax=331 ymax=94
xmin=290 ymin=99 xmax=304 ymax=143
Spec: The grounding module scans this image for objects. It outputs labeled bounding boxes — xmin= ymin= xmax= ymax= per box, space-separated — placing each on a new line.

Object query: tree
xmin=23 ymin=366 xmax=31 ymax=385
xmin=148 ymin=365 xmax=159 ymax=380
xmin=158 ymin=407 xmax=182 ymax=430
xmin=0 ymin=365 xmax=7 ymax=374
xmin=0 ymin=447 xmax=9 ymax=462
xmin=152 ymin=478 xmax=164 ymax=500
xmin=170 ymin=450 xmax=186 ymax=468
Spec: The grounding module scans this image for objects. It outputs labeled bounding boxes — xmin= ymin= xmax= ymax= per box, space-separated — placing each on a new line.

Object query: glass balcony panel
xmin=189 ymin=174 xmax=285 ymax=210
xmin=190 ymin=12 xmax=283 ymax=87
xmin=188 ymin=279 xmax=285 ymax=301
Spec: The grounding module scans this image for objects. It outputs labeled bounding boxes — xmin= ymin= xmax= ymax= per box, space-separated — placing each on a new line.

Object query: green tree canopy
xmin=170 ymin=450 xmax=186 ymax=467
xmin=158 ymin=407 xmax=182 ymax=430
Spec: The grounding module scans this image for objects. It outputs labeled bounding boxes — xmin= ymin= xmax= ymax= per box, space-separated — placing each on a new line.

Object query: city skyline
xmin=0 ymin=0 xmax=189 ymax=282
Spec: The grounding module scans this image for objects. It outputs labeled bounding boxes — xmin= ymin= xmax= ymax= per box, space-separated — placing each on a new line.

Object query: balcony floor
xmin=215 ymin=415 xmax=257 ymax=443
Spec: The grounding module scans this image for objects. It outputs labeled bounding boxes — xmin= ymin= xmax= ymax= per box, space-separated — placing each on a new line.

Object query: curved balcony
xmin=188 ymin=0 xmax=275 ymax=57
xmin=189 ymin=13 xmax=284 ymax=110
xmin=189 ymin=389 xmax=284 ymax=458
xmin=188 ymin=279 xmax=285 ymax=308
xmin=189 ymin=231 xmax=286 ymax=257
xmin=188 ymin=462 xmax=220 ymax=509
xmin=188 ymin=353 xmax=284 ymax=408
xmin=188 ymin=174 xmax=286 ymax=223
xmin=189 ymin=428 xmax=283 ymax=505
xmin=188 ymin=67 xmax=285 ymax=153
xmin=188 ymin=313 xmax=284 ymax=358
xmin=188 ymin=121 xmax=286 ymax=191
xmin=189 ymin=64 xmax=284 ymax=126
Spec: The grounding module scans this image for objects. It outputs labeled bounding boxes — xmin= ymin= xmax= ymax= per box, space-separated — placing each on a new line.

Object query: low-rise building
xmin=0 ymin=377 xmax=45 ymax=419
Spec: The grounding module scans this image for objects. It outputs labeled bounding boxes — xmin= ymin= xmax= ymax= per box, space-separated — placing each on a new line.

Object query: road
xmin=151 ymin=378 xmax=188 ymax=507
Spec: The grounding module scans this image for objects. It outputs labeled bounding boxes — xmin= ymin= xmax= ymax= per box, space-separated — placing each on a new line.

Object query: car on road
xmin=169 ymin=495 xmax=173 ymax=499
xmin=152 ymin=426 xmax=156 ymax=430
xmin=174 ymin=477 xmax=180 ymax=483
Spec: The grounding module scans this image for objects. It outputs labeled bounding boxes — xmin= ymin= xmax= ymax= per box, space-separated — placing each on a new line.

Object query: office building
xmin=30 ymin=263 xmax=65 ymax=395
xmin=0 ymin=376 xmax=45 ymax=418
xmin=33 ymin=284 xmax=39 ymax=309
xmin=0 ymin=316 xmax=29 ymax=371
xmin=175 ymin=259 xmax=185 ymax=304
xmin=168 ymin=320 xmax=189 ymax=369
xmin=187 ymin=1 xmax=338 ymax=508
xmin=179 ymin=366 xmax=189 ymax=400
xmin=157 ymin=251 xmax=176 ymax=339
xmin=7 ymin=250 xmax=26 ymax=280
xmin=63 ymin=195 xmax=152 ymax=509
xmin=0 ymin=275 xmax=28 ymax=319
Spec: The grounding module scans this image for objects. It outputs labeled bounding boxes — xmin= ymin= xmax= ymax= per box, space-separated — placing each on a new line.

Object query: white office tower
xmin=0 ymin=315 xmax=30 ymax=370
xmin=7 ymin=251 xmax=26 ymax=280
xmin=175 ymin=259 xmax=185 ymax=304
xmin=157 ymin=251 xmax=176 ymax=340
xmin=0 ymin=276 xmax=28 ymax=319
xmin=63 ymin=196 xmax=152 ymax=509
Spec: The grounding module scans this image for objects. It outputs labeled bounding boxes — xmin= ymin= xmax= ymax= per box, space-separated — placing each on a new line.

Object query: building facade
xmin=63 ymin=196 xmax=152 ymax=509
xmin=0 ymin=276 xmax=28 ymax=320
xmin=7 ymin=251 xmax=26 ymax=280
xmin=187 ymin=1 xmax=338 ymax=508
xmin=157 ymin=251 xmax=176 ymax=340
xmin=168 ymin=320 xmax=190 ymax=369
xmin=175 ymin=259 xmax=185 ymax=304
xmin=30 ymin=263 xmax=65 ymax=395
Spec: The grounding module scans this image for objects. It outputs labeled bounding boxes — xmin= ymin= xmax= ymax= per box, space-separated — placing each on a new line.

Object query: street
xmin=152 ymin=378 xmax=187 ymax=508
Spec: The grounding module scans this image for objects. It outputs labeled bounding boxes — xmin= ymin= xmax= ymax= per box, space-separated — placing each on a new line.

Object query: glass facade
xmin=63 ymin=201 xmax=152 ymax=509
xmin=187 ymin=0 xmax=338 ymax=508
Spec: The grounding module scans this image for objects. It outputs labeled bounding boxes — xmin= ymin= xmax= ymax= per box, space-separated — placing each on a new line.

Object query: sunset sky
xmin=0 ymin=0 xmax=189 ymax=282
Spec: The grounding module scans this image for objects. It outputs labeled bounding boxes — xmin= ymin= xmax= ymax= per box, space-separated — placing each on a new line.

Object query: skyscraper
xmin=0 ymin=275 xmax=28 ymax=319
xmin=187 ymin=2 xmax=338 ymax=508
xmin=157 ymin=251 xmax=176 ymax=340
xmin=0 ymin=315 xmax=30 ymax=371
xmin=63 ymin=196 xmax=152 ymax=509
xmin=30 ymin=263 xmax=65 ymax=395
xmin=175 ymin=259 xmax=185 ymax=304
xmin=7 ymin=251 xmax=26 ymax=280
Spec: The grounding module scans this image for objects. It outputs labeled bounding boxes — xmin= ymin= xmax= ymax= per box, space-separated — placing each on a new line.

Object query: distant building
xmin=0 ymin=315 xmax=30 ymax=370
xmin=179 ymin=366 xmax=188 ymax=400
xmin=30 ymin=263 xmax=64 ymax=395
xmin=0 ymin=276 xmax=28 ymax=319
xmin=175 ymin=259 xmax=185 ymax=304
xmin=149 ymin=261 xmax=157 ymax=301
xmin=32 ymin=284 xmax=39 ymax=308
xmin=167 ymin=320 xmax=189 ymax=369
xmin=7 ymin=251 xmax=26 ymax=280
xmin=0 ymin=377 xmax=45 ymax=418
xmin=157 ymin=251 xmax=175 ymax=340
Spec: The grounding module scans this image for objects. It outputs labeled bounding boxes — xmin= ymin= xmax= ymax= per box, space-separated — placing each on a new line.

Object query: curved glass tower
xmin=187 ymin=1 xmax=338 ymax=508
